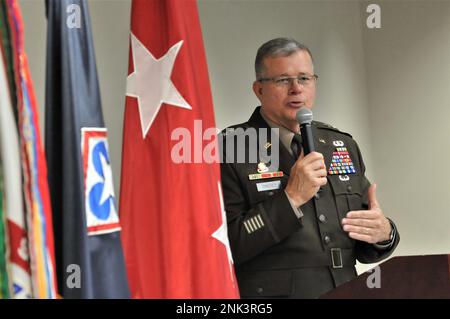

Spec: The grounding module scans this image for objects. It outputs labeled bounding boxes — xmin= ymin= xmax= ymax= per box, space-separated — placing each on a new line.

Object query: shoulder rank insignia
xmin=328 ymin=145 xmax=356 ymax=175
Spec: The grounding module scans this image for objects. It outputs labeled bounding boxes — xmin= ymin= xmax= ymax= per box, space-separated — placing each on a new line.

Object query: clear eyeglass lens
xmin=275 ymin=76 xmax=312 ymax=86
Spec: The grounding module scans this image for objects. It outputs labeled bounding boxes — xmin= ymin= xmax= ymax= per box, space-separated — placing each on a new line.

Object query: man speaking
xmin=219 ymin=37 xmax=399 ymax=298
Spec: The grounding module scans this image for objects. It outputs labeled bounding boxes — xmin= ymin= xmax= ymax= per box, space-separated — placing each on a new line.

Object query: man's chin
xmin=287 ymin=109 xmax=301 ymax=121
xmin=282 ymin=116 xmax=300 ymax=130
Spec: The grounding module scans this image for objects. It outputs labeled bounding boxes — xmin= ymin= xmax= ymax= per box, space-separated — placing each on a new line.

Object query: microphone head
xmin=296 ymin=107 xmax=313 ymax=125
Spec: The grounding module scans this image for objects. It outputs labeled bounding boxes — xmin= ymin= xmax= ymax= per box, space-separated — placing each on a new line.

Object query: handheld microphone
xmin=296 ymin=107 xmax=315 ymax=155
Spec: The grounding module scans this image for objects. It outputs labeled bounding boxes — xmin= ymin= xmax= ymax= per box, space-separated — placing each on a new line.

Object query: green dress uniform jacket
xmin=220 ymin=107 xmax=399 ymax=299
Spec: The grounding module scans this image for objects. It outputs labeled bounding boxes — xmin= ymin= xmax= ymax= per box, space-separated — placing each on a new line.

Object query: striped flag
xmin=1 ymin=0 xmax=57 ymax=298
xmin=0 ymin=24 xmax=32 ymax=299
xmin=0 ymin=169 xmax=10 ymax=298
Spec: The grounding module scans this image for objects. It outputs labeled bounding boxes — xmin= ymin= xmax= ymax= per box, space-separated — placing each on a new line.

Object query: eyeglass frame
xmin=257 ymin=74 xmax=319 ymax=87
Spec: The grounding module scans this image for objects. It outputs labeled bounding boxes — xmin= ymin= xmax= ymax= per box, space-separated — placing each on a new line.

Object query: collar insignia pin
xmin=257 ymin=162 xmax=269 ymax=173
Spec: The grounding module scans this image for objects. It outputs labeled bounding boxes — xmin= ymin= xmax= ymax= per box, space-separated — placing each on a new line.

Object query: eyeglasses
xmin=258 ymin=74 xmax=319 ymax=87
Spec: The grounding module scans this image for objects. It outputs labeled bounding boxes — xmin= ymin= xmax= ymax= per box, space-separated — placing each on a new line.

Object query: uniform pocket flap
xmin=237 ymin=270 xmax=293 ymax=297
xmin=327 ymin=174 xmax=363 ymax=196
xmin=246 ymin=176 xmax=288 ymax=205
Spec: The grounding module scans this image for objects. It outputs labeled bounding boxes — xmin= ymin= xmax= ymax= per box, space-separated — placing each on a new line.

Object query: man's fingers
xmin=311 ymin=168 xmax=327 ymax=182
xmin=293 ymin=154 xmax=326 ymax=175
xmin=368 ymin=183 xmax=380 ymax=210
xmin=308 ymin=159 xmax=326 ymax=171
xmin=298 ymin=148 xmax=305 ymax=160
xmin=341 ymin=218 xmax=377 ymax=228
xmin=346 ymin=210 xmax=378 ymax=219
xmin=317 ymin=168 xmax=327 ymax=178
xmin=342 ymin=224 xmax=373 ymax=235
xmin=316 ymin=177 xmax=327 ymax=187
xmin=300 ymin=151 xmax=324 ymax=165
xmin=307 ymin=166 xmax=326 ymax=177
xmin=348 ymin=232 xmax=372 ymax=242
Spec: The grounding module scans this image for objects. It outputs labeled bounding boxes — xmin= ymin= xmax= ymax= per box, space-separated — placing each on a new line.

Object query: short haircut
xmin=255 ymin=37 xmax=314 ymax=79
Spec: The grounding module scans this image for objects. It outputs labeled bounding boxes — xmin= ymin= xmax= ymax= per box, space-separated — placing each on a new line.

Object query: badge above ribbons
xmin=81 ymin=128 xmax=121 ymax=235
xmin=328 ymin=140 xmax=356 ymax=175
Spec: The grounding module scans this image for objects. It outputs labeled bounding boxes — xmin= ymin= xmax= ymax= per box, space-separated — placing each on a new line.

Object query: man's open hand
xmin=341 ymin=184 xmax=392 ymax=244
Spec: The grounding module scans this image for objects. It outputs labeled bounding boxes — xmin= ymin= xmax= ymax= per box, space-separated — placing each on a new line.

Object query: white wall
xmin=362 ymin=0 xmax=450 ymax=257
xmin=18 ymin=0 xmax=450 ymax=275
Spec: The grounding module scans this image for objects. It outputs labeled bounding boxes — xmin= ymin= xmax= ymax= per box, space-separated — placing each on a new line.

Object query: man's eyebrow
xmin=277 ymin=72 xmax=310 ymax=77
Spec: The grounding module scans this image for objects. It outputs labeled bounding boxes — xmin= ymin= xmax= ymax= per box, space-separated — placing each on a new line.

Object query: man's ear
xmin=253 ymin=81 xmax=263 ymax=99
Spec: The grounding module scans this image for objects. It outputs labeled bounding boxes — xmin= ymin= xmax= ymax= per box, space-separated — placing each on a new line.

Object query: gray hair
xmin=255 ymin=37 xmax=314 ymax=79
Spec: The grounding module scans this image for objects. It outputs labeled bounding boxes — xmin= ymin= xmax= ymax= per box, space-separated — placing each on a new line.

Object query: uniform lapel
xmin=277 ymin=142 xmax=295 ymax=176
xmin=248 ymin=107 xmax=295 ymax=176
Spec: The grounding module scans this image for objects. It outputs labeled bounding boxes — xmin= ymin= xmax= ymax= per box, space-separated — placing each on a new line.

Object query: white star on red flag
xmin=212 ymin=182 xmax=235 ymax=283
xmin=126 ymin=33 xmax=192 ymax=138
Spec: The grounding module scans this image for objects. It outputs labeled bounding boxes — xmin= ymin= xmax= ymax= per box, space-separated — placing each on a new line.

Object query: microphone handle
xmin=300 ymin=123 xmax=315 ymax=155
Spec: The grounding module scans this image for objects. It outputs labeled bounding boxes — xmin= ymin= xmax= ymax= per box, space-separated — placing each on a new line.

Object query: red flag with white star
xmin=119 ymin=0 xmax=239 ymax=298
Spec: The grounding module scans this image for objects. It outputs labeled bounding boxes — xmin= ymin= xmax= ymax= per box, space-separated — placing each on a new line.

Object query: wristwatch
xmin=376 ymin=218 xmax=395 ymax=246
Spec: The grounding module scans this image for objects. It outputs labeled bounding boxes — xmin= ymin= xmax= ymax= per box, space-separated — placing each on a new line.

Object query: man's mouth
xmin=287 ymin=101 xmax=304 ymax=108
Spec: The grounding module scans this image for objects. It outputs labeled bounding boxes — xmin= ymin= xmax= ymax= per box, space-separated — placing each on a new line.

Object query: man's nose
xmin=288 ymin=79 xmax=303 ymax=94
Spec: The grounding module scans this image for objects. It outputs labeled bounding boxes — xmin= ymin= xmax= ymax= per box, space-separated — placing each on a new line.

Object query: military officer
xmin=220 ymin=38 xmax=399 ymax=299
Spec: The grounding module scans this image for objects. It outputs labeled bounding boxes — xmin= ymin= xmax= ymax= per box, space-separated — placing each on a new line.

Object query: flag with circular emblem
xmin=45 ymin=0 xmax=129 ymax=298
